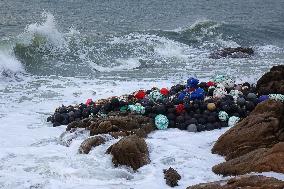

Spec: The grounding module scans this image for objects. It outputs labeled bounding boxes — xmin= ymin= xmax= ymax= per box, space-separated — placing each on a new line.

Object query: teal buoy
xmin=128 ymin=104 xmax=145 ymax=114
xmin=155 ymin=114 xmax=169 ymax=130
xmin=269 ymin=94 xmax=284 ymax=102
xmin=218 ymin=111 xmax=229 ymax=121
xmin=228 ymin=116 xmax=240 ymax=127
xmin=149 ymin=90 xmax=164 ymax=102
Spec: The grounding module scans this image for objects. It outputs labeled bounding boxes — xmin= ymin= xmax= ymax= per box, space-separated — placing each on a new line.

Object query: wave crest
xmin=0 ymin=50 xmax=24 ymax=78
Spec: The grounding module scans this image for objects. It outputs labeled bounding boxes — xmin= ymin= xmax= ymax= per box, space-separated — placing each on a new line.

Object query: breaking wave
xmin=0 ymin=12 xmax=281 ymax=79
xmin=0 ymin=50 xmax=24 ymax=78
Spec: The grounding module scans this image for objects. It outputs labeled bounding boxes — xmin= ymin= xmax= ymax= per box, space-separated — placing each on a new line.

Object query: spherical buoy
xmin=218 ymin=111 xmax=229 ymax=121
xmin=149 ymin=90 xmax=164 ymax=102
xmin=269 ymin=94 xmax=284 ymax=102
xmin=160 ymin=88 xmax=169 ymax=96
xmin=207 ymin=103 xmax=216 ymax=111
xmin=247 ymin=93 xmax=257 ymax=100
xmin=237 ymin=97 xmax=246 ymax=106
xmin=228 ymin=116 xmax=240 ymax=127
xmin=187 ymin=124 xmax=197 ymax=132
xmin=155 ymin=114 xmax=169 ymax=130
xmin=257 ymin=95 xmax=268 ymax=103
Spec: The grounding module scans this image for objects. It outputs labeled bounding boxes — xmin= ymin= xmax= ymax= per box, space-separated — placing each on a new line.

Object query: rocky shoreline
xmin=47 ymin=65 xmax=284 ymax=188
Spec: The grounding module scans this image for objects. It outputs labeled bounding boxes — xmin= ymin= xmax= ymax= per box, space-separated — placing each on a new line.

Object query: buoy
xmin=207 ymin=103 xmax=216 ymax=111
xmin=155 ymin=114 xmax=169 ymax=130
xmin=149 ymin=90 xmax=164 ymax=102
xmin=228 ymin=116 xmax=240 ymax=127
xmin=134 ymin=90 xmax=146 ymax=100
xmin=128 ymin=104 xmax=145 ymax=114
xmin=218 ymin=111 xmax=229 ymax=121
xmin=268 ymin=94 xmax=284 ymax=102
xmin=160 ymin=88 xmax=169 ymax=96
xmin=187 ymin=124 xmax=197 ymax=132
xmin=258 ymin=95 xmax=269 ymax=103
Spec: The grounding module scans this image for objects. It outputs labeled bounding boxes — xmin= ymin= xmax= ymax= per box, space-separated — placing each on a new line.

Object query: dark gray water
xmin=0 ymin=0 xmax=284 ymax=79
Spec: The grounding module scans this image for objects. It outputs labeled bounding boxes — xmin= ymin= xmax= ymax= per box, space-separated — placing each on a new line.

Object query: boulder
xmin=212 ymin=100 xmax=284 ymax=160
xmin=256 ymin=65 xmax=284 ymax=95
xmin=78 ymin=136 xmax=106 ymax=154
xmin=109 ymin=131 xmax=128 ymax=139
xmin=91 ymin=120 xmax=120 ymax=135
xmin=163 ymin=167 xmax=181 ymax=187
xmin=89 ymin=114 xmax=155 ymax=137
xmin=213 ymin=142 xmax=284 ymax=176
xmin=187 ymin=175 xmax=284 ymax=189
xmin=66 ymin=118 xmax=91 ymax=131
xmin=131 ymin=123 xmax=156 ymax=138
xmin=209 ymin=47 xmax=254 ymax=59
xmin=65 ymin=113 xmax=155 ymax=138
xmin=106 ymin=135 xmax=150 ymax=170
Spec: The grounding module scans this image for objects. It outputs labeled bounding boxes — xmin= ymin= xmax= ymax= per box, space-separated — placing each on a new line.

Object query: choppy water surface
xmin=0 ymin=0 xmax=283 ymax=188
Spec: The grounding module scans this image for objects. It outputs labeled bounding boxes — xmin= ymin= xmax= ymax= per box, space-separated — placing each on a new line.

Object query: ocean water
xmin=0 ymin=0 xmax=284 ymax=188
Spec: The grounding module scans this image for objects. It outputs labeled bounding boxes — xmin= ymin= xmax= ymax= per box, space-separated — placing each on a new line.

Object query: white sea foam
xmin=22 ymin=12 xmax=66 ymax=49
xmin=0 ymin=50 xmax=24 ymax=77
xmin=90 ymin=57 xmax=141 ymax=72
xmin=256 ymin=44 xmax=283 ymax=57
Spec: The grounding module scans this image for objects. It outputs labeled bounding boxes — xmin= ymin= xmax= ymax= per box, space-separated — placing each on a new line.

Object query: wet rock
xmin=106 ymin=135 xmax=150 ymax=170
xmin=213 ymin=142 xmax=284 ymax=176
xmin=186 ymin=175 xmax=284 ymax=189
xmin=91 ymin=120 xmax=120 ymax=134
xmin=209 ymin=47 xmax=254 ymax=59
xmin=89 ymin=114 xmax=155 ymax=137
xmin=78 ymin=136 xmax=106 ymax=154
xmin=66 ymin=118 xmax=91 ymax=131
xmin=256 ymin=65 xmax=284 ymax=95
xmin=109 ymin=131 xmax=128 ymax=139
xmin=58 ymin=129 xmax=89 ymax=147
xmin=163 ymin=167 xmax=181 ymax=187
xmin=212 ymin=100 xmax=284 ymax=160
xmin=132 ymin=123 xmax=155 ymax=138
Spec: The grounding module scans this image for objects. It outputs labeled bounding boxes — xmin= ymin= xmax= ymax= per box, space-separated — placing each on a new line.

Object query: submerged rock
xmin=58 ymin=129 xmax=89 ymax=147
xmin=187 ymin=175 xmax=284 ymax=189
xmin=209 ymin=47 xmax=254 ymax=59
xmin=78 ymin=136 xmax=106 ymax=154
xmin=163 ymin=167 xmax=181 ymax=187
xmin=106 ymin=135 xmax=150 ymax=170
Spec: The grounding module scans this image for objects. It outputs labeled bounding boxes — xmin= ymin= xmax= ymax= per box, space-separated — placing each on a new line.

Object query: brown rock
xmin=163 ymin=167 xmax=181 ymax=187
xmin=93 ymin=121 xmax=120 ymax=135
xmin=106 ymin=135 xmax=150 ymax=170
xmin=66 ymin=118 xmax=92 ymax=131
xmin=187 ymin=175 xmax=284 ymax=189
xmin=212 ymin=100 xmax=284 ymax=160
xmin=213 ymin=142 xmax=284 ymax=176
xmin=89 ymin=114 xmax=155 ymax=137
xmin=78 ymin=136 xmax=106 ymax=154
xmin=256 ymin=65 xmax=284 ymax=95
xmin=132 ymin=123 xmax=155 ymax=138
xmin=109 ymin=131 xmax=128 ymax=139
